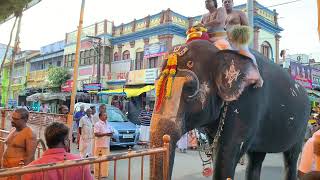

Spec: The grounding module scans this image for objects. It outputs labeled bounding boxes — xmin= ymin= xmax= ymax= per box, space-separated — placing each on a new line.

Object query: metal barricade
xmin=0 ymin=135 xmax=171 ymax=180
xmin=0 ymin=109 xmax=67 ymax=158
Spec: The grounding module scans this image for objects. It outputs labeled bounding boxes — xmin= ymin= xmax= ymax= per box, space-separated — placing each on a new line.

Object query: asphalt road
xmin=71 ymin=144 xmax=286 ymax=180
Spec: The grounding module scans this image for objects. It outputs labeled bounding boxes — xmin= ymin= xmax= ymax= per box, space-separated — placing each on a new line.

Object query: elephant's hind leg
xmin=245 ymin=151 xmax=266 ymax=180
xmin=283 ymin=142 xmax=302 ymax=180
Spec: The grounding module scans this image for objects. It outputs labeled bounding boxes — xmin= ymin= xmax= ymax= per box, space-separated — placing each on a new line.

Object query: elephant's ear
xmin=214 ymin=50 xmax=260 ymax=102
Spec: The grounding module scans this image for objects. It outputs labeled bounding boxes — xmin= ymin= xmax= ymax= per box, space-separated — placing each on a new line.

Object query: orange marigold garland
xmin=155 ymin=53 xmax=178 ymax=112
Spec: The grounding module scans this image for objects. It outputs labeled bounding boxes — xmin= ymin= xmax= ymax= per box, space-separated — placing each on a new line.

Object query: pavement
xmin=71 ymin=143 xmax=286 ymax=180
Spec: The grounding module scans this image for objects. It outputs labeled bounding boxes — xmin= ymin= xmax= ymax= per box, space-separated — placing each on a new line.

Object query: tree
xmin=0 ymin=0 xmax=32 ymax=22
xmin=48 ymin=67 xmax=71 ymax=91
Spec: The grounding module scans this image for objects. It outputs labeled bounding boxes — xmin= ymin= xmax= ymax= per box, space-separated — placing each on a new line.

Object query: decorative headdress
xmin=186 ymin=24 xmax=210 ymax=43
xmin=155 ymin=45 xmax=188 ymax=112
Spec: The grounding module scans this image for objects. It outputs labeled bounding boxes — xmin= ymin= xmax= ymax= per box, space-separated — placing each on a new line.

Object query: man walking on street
xmin=79 ymin=108 xmax=94 ymax=158
xmin=138 ymin=105 xmax=152 ymax=143
xmin=94 ymin=112 xmax=113 ymax=178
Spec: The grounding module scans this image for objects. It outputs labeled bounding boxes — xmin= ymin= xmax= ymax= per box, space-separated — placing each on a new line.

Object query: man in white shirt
xmin=79 ymin=108 xmax=94 ymax=158
xmin=94 ymin=111 xmax=113 ymax=178
xmin=93 ymin=104 xmax=106 ymax=124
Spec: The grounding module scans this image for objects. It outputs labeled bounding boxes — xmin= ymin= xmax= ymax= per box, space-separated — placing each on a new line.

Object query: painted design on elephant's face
xmin=224 ymin=60 xmax=240 ymax=88
xmin=290 ymin=88 xmax=298 ymax=97
xmin=199 ymin=82 xmax=210 ymax=109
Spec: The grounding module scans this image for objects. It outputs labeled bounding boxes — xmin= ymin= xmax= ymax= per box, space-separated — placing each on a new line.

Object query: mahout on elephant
xmin=150 ymin=38 xmax=310 ymax=180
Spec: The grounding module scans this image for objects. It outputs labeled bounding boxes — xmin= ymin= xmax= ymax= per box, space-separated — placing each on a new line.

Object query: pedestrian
xmin=58 ymin=105 xmax=69 ymax=115
xmin=93 ymin=104 xmax=106 ymax=124
xmin=94 ymin=112 xmax=113 ymax=178
xmin=298 ymin=127 xmax=320 ymax=178
xmin=188 ymin=130 xmax=198 ymax=150
xmin=74 ymin=105 xmax=85 ymax=148
xmin=39 ymin=103 xmax=48 ymax=113
xmin=23 ymin=122 xmax=93 ymax=180
xmin=2 ymin=108 xmax=37 ymax=169
xmin=79 ymin=108 xmax=94 ymax=158
xmin=177 ymin=133 xmax=188 ymax=153
xmin=138 ymin=105 xmax=152 ymax=143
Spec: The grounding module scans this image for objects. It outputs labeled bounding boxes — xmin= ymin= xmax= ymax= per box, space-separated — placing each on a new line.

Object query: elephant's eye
xmin=183 ymin=81 xmax=197 ymax=95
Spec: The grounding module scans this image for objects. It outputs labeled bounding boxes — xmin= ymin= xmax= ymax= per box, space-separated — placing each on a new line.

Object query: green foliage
xmin=48 ymin=67 xmax=71 ymax=89
xmin=0 ymin=0 xmax=32 ymax=21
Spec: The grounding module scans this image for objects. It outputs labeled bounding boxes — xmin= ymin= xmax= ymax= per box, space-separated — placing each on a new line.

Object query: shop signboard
xmin=144 ymin=42 xmax=167 ymax=59
xmin=110 ymin=59 xmax=131 ymax=73
xmin=311 ymin=67 xmax=320 ymax=89
xmin=107 ymin=72 xmax=128 ymax=81
xmin=127 ymin=68 xmax=159 ymax=85
xmin=40 ymin=41 xmax=65 ymax=55
xmin=64 ymin=40 xmax=93 ymax=55
xmin=61 ymin=80 xmax=73 ymax=92
xmin=290 ymin=62 xmax=312 ymax=89
xmin=83 ymin=83 xmax=102 ymax=91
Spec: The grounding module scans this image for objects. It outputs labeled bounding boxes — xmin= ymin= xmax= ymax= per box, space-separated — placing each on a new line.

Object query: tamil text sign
xmin=127 ymin=68 xmax=159 ymax=85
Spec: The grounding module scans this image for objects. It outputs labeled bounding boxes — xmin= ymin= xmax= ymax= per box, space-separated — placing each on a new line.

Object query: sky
xmin=0 ymin=0 xmax=319 ymax=59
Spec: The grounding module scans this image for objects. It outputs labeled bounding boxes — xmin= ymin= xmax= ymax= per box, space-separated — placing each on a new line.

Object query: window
xmin=261 ymin=41 xmax=271 ymax=59
xmin=149 ymin=57 xmax=158 ymax=68
xmin=123 ymin=50 xmax=130 ymax=60
xmin=57 ymin=61 xmax=61 ymax=67
xmin=114 ymin=52 xmax=119 ymax=61
xmin=135 ymin=51 xmax=144 ymax=70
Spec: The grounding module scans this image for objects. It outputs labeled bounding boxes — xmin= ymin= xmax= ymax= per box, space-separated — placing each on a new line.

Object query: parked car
xmin=74 ymin=102 xmax=140 ymax=147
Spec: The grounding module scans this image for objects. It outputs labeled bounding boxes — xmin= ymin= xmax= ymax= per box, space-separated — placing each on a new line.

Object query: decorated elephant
xmin=150 ymin=40 xmax=310 ymax=180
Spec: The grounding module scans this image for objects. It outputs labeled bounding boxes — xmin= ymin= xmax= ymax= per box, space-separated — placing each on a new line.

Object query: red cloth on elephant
xmin=186 ymin=32 xmax=211 ymax=44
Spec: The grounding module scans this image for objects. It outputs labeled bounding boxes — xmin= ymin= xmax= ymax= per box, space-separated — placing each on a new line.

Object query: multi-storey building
xmin=1 ymin=50 xmax=38 ymax=107
xmin=27 ymin=40 xmax=64 ymax=89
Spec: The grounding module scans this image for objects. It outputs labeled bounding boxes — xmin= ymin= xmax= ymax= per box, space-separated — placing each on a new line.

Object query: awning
xmin=98 ymin=85 xmax=155 ymax=98
xmin=26 ymin=92 xmax=71 ymax=102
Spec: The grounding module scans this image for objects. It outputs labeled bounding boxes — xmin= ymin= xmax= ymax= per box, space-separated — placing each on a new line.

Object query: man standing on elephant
xmin=223 ymin=0 xmax=263 ymax=87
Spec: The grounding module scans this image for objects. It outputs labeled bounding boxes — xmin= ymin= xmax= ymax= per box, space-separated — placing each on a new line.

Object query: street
xmin=71 ymin=144 xmax=285 ymax=180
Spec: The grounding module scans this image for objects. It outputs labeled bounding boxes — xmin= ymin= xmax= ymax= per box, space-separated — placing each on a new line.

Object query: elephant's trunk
xmin=150 ymin=116 xmax=181 ymax=180
xmin=150 ymin=77 xmax=189 ymax=180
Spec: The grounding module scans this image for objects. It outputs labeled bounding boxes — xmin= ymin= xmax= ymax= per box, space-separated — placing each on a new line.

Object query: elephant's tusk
xmin=177 ymin=68 xmax=200 ymax=99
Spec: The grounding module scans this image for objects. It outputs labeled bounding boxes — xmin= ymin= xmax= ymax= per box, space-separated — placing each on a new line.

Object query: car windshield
xmin=107 ymin=108 xmax=128 ymax=122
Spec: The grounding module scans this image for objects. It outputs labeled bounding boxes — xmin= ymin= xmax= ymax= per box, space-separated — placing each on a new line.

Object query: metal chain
xmin=197 ymin=101 xmax=229 ymax=165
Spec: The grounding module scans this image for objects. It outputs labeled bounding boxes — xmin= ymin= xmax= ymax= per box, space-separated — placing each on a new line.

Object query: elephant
xmin=150 ymin=40 xmax=310 ymax=180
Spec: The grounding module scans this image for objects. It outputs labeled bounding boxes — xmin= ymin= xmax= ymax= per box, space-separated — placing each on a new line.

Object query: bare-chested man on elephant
xmin=200 ymin=0 xmax=231 ymax=50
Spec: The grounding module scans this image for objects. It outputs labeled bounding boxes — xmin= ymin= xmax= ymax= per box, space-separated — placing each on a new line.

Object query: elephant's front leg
xmin=213 ymin=104 xmax=253 ymax=180
xmin=214 ymin=141 xmax=244 ymax=179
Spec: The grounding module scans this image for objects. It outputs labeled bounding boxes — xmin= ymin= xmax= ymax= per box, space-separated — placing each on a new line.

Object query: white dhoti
xmin=139 ymin=125 xmax=150 ymax=142
xmin=79 ymin=137 xmax=93 ymax=158
xmin=177 ymin=133 xmax=188 ymax=150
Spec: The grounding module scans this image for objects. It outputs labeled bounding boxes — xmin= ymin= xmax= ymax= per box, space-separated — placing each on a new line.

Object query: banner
xmin=312 ymin=67 xmax=320 ymax=89
xmin=144 ymin=42 xmax=167 ymax=59
xmin=290 ymin=62 xmax=312 ymax=89
xmin=127 ymin=68 xmax=159 ymax=85
xmin=83 ymin=83 xmax=102 ymax=91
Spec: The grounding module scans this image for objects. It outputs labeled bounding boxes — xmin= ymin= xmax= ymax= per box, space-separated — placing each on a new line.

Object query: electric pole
xmin=247 ymin=0 xmax=254 ymax=48
xmin=87 ymin=35 xmax=102 ymax=84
